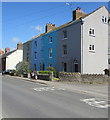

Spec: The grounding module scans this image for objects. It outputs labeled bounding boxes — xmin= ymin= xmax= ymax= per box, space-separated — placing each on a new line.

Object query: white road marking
xmin=80 ymin=98 xmax=109 ymax=109
xmin=33 ymin=87 xmax=65 ymax=92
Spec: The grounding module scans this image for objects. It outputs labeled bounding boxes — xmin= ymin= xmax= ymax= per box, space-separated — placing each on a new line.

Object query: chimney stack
xmin=0 ymin=49 xmax=4 ymax=55
xmin=45 ymin=23 xmax=56 ymax=33
xmin=17 ymin=43 xmax=22 ymax=50
xmin=72 ymin=7 xmax=86 ymax=21
xmin=5 ymin=48 xmax=10 ymax=54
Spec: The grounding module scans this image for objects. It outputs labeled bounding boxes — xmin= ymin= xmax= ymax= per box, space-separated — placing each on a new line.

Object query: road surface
xmin=2 ymin=75 xmax=108 ymax=118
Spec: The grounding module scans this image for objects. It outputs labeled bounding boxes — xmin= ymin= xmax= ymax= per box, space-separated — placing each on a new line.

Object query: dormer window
xmin=89 ymin=28 xmax=95 ymax=36
xmin=102 ymin=16 xmax=107 ymax=23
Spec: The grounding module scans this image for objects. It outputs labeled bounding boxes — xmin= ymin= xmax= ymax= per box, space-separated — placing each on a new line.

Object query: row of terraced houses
xmin=1 ymin=6 xmax=110 ymax=74
xmin=23 ymin=6 xmax=109 ymax=74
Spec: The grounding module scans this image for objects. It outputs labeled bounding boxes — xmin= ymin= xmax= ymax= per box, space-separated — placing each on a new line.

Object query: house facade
xmin=2 ymin=43 xmax=23 ymax=71
xmin=31 ymin=35 xmax=43 ymax=71
xmin=57 ymin=20 xmax=82 ymax=73
xmin=42 ymin=30 xmax=57 ymax=70
xmin=82 ymin=6 xmax=108 ymax=74
xmin=23 ymin=6 xmax=109 ymax=74
xmin=57 ymin=6 xmax=108 ymax=74
xmin=23 ymin=40 xmax=32 ymax=69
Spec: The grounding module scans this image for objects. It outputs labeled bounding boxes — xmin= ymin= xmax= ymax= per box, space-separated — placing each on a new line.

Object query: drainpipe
xmin=80 ymin=19 xmax=84 ymax=74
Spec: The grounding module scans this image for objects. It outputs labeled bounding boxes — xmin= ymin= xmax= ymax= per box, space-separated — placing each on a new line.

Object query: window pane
xmin=49 ymin=48 xmax=52 ymax=57
xmin=63 ymin=30 xmax=67 ymax=38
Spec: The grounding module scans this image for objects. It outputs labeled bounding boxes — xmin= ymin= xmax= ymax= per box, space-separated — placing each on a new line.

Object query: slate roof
xmin=24 ymin=6 xmax=108 ymax=43
xmin=1 ymin=49 xmax=17 ymax=58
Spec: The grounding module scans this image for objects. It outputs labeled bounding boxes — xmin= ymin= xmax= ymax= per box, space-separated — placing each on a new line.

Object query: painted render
xmin=82 ymin=6 xmax=108 ymax=74
xmin=31 ymin=36 xmax=43 ymax=71
xmin=23 ymin=40 xmax=32 ymax=69
xmin=57 ymin=20 xmax=82 ymax=73
xmin=42 ymin=30 xmax=57 ymax=70
xmin=6 ymin=50 xmax=23 ymax=70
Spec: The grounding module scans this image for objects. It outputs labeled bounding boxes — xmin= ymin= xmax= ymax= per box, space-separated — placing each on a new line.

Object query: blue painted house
xmin=31 ymin=23 xmax=57 ymax=71
xmin=42 ymin=30 xmax=57 ymax=70
xmin=31 ymin=34 xmax=44 ymax=71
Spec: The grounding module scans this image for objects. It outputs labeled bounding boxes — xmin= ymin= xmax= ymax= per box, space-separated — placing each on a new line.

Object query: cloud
xmin=35 ymin=25 xmax=42 ymax=32
xmin=12 ymin=37 xmax=20 ymax=43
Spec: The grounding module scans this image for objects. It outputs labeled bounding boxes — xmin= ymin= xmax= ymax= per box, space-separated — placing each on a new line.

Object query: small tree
xmin=46 ymin=66 xmax=56 ymax=77
xmin=16 ymin=61 xmax=30 ymax=75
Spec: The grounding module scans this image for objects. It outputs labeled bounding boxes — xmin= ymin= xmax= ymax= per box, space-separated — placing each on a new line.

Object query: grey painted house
xmin=57 ymin=6 xmax=109 ymax=74
xmin=23 ymin=40 xmax=32 ymax=69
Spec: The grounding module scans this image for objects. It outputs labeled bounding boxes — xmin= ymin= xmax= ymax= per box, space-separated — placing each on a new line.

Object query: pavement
xmin=2 ymin=75 xmax=108 ymax=118
xmin=8 ymin=75 xmax=108 ymax=99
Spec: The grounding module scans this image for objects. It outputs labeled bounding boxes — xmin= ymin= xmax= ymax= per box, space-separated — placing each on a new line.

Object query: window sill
xmin=89 ymin=51 xmax=95 ymax=53
xmin=89 ymin=34 xmax=95 ymax=37
xmin=62 ymin=38 xmax=68 ymax=40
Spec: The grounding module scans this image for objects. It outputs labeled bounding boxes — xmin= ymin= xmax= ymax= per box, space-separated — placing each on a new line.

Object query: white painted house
xmin=57 ymin=6 xmax=109 ymax=74
xmin=82 ymin=6 xmax=108 ymax=74
xmin=2 ymin=43 xmax=23 ymax=71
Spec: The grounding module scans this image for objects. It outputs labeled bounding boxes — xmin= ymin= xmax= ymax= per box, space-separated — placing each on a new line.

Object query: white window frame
xmin=89 ymin=28 xmax=95 ymax=37
xmin=108 ymin=58 xmax=110 ymax=65
xmin=89 ymin=45 xmax=95 ymax=52
xmin=63 ymin=45 xmax=67 ymax=55
xmin=49 ymin=48 xmax=52 ymax=58
xmin=34 ymin=51 xmax=37 ymax=59
xmin=63 ymin=30 xmax=67 ymax=39
xmin=102 ymin=16 xmax=107 ymax=24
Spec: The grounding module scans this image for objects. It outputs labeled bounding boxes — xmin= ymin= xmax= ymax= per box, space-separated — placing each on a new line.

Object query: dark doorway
xmin=43 ymin=64 xmax=45 ymax=71
xmin=63 ymin=63 xmax=67 ymax=72
xmin=74 ymin=63 xmax=78 ymax=72
xmin=34 ymin=64 xmax=36 ymax=71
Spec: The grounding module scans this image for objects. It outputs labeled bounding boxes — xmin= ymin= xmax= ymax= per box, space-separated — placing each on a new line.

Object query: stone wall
xmin=37 ymin=72 xmax=53 ymax=81
xmin=59 ymin=72 xmax=109 ymax=84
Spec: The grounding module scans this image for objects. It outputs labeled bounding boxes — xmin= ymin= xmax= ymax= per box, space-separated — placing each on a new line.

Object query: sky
xmin=1 ymin=2 xmax=109 ymax=51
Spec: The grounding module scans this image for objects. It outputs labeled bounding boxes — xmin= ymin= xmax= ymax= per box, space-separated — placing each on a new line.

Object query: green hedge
xmin=38 ymin=71 xmax=51 ymax=75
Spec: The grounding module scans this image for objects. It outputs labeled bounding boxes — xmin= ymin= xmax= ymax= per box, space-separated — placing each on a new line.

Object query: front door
xmin=74 ymin=63 xmax=78 ymax=72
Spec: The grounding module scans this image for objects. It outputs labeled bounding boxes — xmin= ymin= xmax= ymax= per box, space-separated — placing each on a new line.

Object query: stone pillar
xmin=28 ymin=73 xmax=31 ymax=78
xmin=49 ymin=72 xmax=53 ymax=81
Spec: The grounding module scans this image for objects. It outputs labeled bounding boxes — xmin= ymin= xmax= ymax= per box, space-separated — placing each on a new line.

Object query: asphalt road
xmin=2 ymin=75 xmax=108 ymax=118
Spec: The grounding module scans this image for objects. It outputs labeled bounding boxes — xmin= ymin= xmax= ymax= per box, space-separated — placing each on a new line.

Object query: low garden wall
xmin=59 ymin=72 xmax=109 ymax=84
xmin=37 ymin=72 xmax=53 ymax=81
xmin=37 ymin=74 xmax=50 ymax=81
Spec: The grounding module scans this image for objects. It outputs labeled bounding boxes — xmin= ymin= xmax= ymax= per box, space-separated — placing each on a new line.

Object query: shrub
xmin=46 ymin=66 xmax=56 ymax=77
xmin=16 ymin=61 xmax=30 ymax=75
xmin=38 ymin=71 xmax=51 ymax=75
